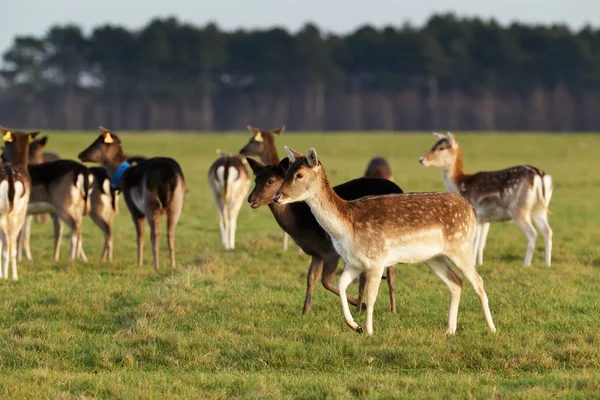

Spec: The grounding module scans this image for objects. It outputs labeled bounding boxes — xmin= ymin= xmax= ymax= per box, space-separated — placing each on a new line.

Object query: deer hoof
xmin=355 ymin=325 xmax=363 ymax=334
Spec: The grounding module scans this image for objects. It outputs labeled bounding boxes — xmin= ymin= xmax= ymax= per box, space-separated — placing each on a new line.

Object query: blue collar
xmin=111 ymin=161 xmax=131 ymax=189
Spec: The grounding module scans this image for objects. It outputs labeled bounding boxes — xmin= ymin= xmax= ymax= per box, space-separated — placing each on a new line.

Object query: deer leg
xmin=65 ymin=218 xmax=80 ymax=261
xmin=9 ymin=230 xmax=19 ymax=281
xmin=167 ymin=207 xmax=181 ymax=270
xmin=77 ymin=230 xmax=87 ymax=262
xmin=472 ymin=222 xmax=482 ymax=263
xmin=386 ymin=266 xmax=396 ymax=314
xmin=0 ymin=232 xmax=7 ymax=279
xmin=228 ymin=197 xmax=244 ymax=250
xmin=513 ymin=215 xmax=537 ymax=267
xmin=320 ymin=256 xmax=362 ymax=308
xmin=19 ymin=215 xmax=33 ymax=261
xmin=425 ymin=258 xmax=463 ymax=334
xmin=282 ymin=232 xmax=289 ymax=252
xmin=356 ymin=272 xmax=366 ymax=312
xmin=364 ymin=264 xmax=386 ymax=335
xmin=303 ymin=256 xmax=324 ymax=314
xmin=146 ymin=213 xmax=161 ymax=272
xmin=52 ymin=213 xmax=63 ymax=261
xmin=448 ymin=252 xmax=496 ymax=333
xmin=532 ymin=209 xmax=553 ymax=267
xmin=477 ymin=222 xmax=491 ymax=266
xmin=133 ymin=216 xmax=145 ymax=266
xmin=338 ymin=263 xmax=364 ymax=333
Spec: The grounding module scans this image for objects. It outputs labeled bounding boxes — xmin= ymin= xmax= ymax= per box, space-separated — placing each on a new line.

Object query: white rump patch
xmin=77 ymin=173 xmax=85 ymax=197
xmin=228 ymin=166 xmax=239 ymax=182
xmin=0 ymin=180 xmax=10 ymax=214
xmin=102 ymin=178 xmax=110 ymax=195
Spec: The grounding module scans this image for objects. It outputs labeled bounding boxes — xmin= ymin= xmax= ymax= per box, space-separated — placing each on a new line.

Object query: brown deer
xmin=0 ymin=127 xmax=35 ymax=280
xmin=78 ymin=127 xmax=186 ymax=271
xmin=29 ymin=136 xmax=60 ymax=225
xmin=274 ymin=147 xmax=496 ymax=335
xmin=208 ymin=150 xmax=250 ymax=250
xmin=239 ymin=125 xmax=291 ymax=251
xmin=247 ymin=157 xmax=402 ymax=314
xmin=364 ymin=157 xmax=393 ymax=181
xmin=419 ymin=132 xmax=553 ymax=267
xmin=87 ymin=167 xmax=117 ymax=261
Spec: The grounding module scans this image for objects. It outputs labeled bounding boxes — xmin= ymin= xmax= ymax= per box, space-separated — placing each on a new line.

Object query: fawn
xmin=273 ymin=147 xmax=496 ymax=335
xmin=419 ymin=132 xmax=553 ymax=267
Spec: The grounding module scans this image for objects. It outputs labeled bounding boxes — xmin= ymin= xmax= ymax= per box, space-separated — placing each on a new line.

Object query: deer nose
xmin=418 ymin=156 xmax=424 ymax=165
xmin=273 ymin=193 xmax=282 ymax=203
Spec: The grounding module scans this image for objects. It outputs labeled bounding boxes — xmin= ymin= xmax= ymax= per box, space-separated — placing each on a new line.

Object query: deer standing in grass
xmin=28 ymin=136 xmax=60 ymax=225
xmin=364 ymin=157 xmax=394 ymax=181
xmin=208 ymin=150 xmax=250 ymax=250
xmin=78 ymin=127 xmax=186 ymax=271
xmin=239 ymin=125 xmax=293 ymax=251
xmin=273 ymin=147 xmax=496 ymax=335
xmin=0 ymin=128 xmax=35 ymax=280
xmin=247 ymin=156 xmax=401 ymax=314
xmin=419 ymin=132 xmax=553 ymax=267
xmin=88 ymin=167 xmax=117 ymax=261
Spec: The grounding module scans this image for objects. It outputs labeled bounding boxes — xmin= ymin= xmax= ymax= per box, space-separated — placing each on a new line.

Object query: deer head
xmin=239 ymin=125 xmax=285 ymax=158
xmin=419 ymin=132 xmax=459 ymax=168
xmin=28 ymin=135 xmax=49 ymax=164
xmin=0 ymin=125 xmax=40 ymax=165
xmin=246 ymin=157 xmax=290 ymax=208
xmin=273 ymin=147 xmax=323 ymax=205
xmin=78 ymin=126 xmax=123 ymax=163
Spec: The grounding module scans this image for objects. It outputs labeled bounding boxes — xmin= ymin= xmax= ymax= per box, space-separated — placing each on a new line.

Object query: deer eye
xmin=267 ymin=179 xmax=275 ymax=185
xmin=296 ymin=173 xmax=304 ymax=180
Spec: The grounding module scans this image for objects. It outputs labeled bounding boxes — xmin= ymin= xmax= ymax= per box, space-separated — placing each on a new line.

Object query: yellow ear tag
xmin=254 ymin=132 xmax=264 ymax=143
xmin=28 ymin=135 xmax=35 ymax=144
xmin=104 ymin=133 xmax=114 ymax=144
xmin=3 ymin=131 xmax=12 ymax=143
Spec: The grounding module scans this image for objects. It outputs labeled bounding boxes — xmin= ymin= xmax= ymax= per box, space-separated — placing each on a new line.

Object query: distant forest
xmin=1 ymin=14 xmax=599 ymax=131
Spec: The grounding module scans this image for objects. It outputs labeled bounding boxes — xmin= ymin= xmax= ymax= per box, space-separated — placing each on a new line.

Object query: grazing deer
xmin=208 ymin=150 xmax=250 ymax=250
xmin=247 ymin=156 xmax=401 ymax=314
xmin=28 ymin=136 xmax=60 ymax=224
xmin=274 ymin=147 xmax=496 ymax=335
xmin=78 ymin=127 xmax=186 ymax=271
xmin=0 ymin=127 xmax=35 ymax=280
xmin=239 ymin=124 xmax=292 ymax=251
xmin=364 ymin=157 xmax=393 ymax=181
xmin=419 ymin=132 xmax=553 ymax=267
xmin=88 ymin=167 xmax=117 ymax=261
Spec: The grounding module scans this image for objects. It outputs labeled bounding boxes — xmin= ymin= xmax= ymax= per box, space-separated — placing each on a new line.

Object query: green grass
xmin=0 ymin=131 xmax=599 ymax=399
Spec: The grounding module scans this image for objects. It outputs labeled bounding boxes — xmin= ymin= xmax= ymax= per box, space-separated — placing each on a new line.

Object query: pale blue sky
xmin=2 ymin=0 xmax=598 ymax=55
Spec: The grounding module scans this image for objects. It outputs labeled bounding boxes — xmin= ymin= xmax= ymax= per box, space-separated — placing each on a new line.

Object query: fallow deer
xmin=364 ymin=157 xmax=394 ymax=181
xmin=78 ymin=127 xmax=186 ymax=271
xmin=419 ymin=132 xmax=553 ymax=267
xmin=208 ymin=150 xmax=250 ymax=250
xmin=0 ymin=127 xmax=35 ymax=280
xmin=274 ymin=147 xmax=496 ymax=335
xmin=247 ymin=157 xmax=402 ymax=314
xmin=239 ymin=125 xmax=291 ymax=251
xmin=28 ymin=135 xmax=60 ymax=224
xmin=127 ymin=155 xmax=147 ymax=167
xmin=88 ymin=167 xmax=117 ymax=261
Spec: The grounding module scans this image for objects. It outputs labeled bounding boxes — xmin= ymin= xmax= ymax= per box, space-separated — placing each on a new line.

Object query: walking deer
xmin=78 ymin=126 xmax=186 ymax=272
xmin=208 ymin=150 xmax=250 ymax=250
xmin=246 ymin=157 xmax=401 ymax=314
xmin=0 ymin=127 xmax=34 ymax=280
xmin=419 ymin=132 xmax=553 ymax=267
xmin=88 ymin=167 xmax=117 ymax=261
xmin=239 ymin=125 xmax=291 ymax=251
xmin=274 ymin=147 xmax=496 ymax=335
xmin=364 ymin=157 xmax=393 ymax=181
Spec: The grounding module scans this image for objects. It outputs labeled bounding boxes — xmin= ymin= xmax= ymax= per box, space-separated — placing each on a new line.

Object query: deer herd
xmin=0 ymin=123 xmax=553 ymax=336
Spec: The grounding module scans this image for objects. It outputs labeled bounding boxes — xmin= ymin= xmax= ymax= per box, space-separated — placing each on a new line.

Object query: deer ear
xmin=247 ymin=125 xmax=261 ymax=135
xmin=433 ymin=132 xmax=445 ymax=140
xmin=246 ymin=157 xmax=265 ymax=174
xmin=216 ymin=149 xmax=229 ymax=157
xmin=284 ymin=146 xmax=302 ymax=162
xmin=447 ymin=132 xmax=457 ymax=146
xmin=38 ymin=136 xmax=48 ymax=146
xmin=306 ymin=148 xmax=318 ymax=167
xmin=28 ymin=131 xmax=40 ymax=143
xmin=272 ymin=125 xmax=286 ymax=135
xmin=277 ymin=157 xmax=290 ymax=172
xmin=3 ymin=130 xmax=13 ymax=143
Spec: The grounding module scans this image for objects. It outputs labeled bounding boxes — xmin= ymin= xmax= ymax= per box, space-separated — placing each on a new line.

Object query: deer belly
xmin=27 ymin=201 xmax=56 ymax=215
xmin=382 ymin=233 xmax=445 ymax=265
xmin=476 ymin=205 xmax=511 ymax=222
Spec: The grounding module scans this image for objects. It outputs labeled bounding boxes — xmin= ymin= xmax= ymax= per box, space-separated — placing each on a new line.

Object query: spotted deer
xmin=364 ymin=157 xmax=394 ymax=181
xmin=239 ymin=125 xmax=291 ymax=251
xmin=419 ymin=132 xmax=553 ymax=267
xmin=246 ymin=156 xmax=402 ymax=314
xmin=274 ymin=147 xmax=496 ymax=335
xmin=0 ymin=127 xmax=35 ymax=280
xmin=78 ymin=127 xmax=186 ymax=271
xmin=87 ymin=167 xmax=117 ymax=261
xmin=208 ymin=150 xmax=250 ymax=250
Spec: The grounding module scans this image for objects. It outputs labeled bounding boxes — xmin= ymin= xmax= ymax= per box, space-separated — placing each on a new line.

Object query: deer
xmin=0 ymin=127 xmax=34 ymax=280
xmin=87 ymin=167 xmax=117 ymax=261
xmin=78 ymin=126 xmax=186 ymax=272
xmin=239 ymin=125 xmax=292 ymax=251
xmin=28 ymin=135 xmax=60 ymax=225
xmin=364 ymin=157 xmax=394 ymax=181
xmin=3 ymin=135 xmax=92 ymax=262
xmin=208 ymin=150 xmax=250 ymax=250
xmin=273 ymin=147 xmax=497 ymax=336
xmin=247 ymin=156 xmax=402 ymax=314
xmin=419 ymin=132 xmax=553 ymax=267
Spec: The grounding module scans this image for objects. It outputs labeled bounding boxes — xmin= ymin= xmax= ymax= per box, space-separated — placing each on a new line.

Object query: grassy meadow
xmin=0 ymin=131 xmax=599 ymax=398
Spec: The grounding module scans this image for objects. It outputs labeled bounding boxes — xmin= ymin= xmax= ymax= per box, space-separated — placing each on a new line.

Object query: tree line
xmin=1 ymin=14 xmax=599 ymax=131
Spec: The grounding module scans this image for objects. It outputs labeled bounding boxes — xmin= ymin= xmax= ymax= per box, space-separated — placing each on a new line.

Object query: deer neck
xmin=13 ymin=144 xmax=31 ymax=173
xmin=303 ymin=174 xmax=351 ymax=241
xmin=260 ymin=143 xmax=280 ymax=165
xmin=441 ymin=148 xmax=467 ymax=193
xmin=102 ymin=147 xmax=130 ymax=189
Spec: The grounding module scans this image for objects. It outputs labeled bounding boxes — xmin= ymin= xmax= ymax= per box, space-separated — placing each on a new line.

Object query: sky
xmin=2 ymin=0 xmax=598 ymax=55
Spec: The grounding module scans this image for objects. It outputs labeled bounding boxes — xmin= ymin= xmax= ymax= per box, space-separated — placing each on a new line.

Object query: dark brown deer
xmin=247 ymin=156 xmax=401 ymax=314
xmin=78 ymin=127 xmax=186 ymax=271
xmin=208 ymin=150 xmax=250 ymax=250
xmin=419 ymin=132 xmax=553 ymax=267
xmin=274 ymin=147 xmax=496 ymax=335
xmin=364 ymin=157 xmax=393 ymax=181
xmin=239 ymin=125 xmax=291 ymax=251
xmin=27 ymin=135 xmax=60 ymax=225
xmin=0 ymin=127 xmax=35 ymax=280
xmin=87 ymin=167 xmax=117 ymax=261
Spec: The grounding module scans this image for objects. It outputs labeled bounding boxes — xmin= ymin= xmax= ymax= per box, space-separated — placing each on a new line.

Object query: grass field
xmin=0 ymin=131 xmax=598 ymax=399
